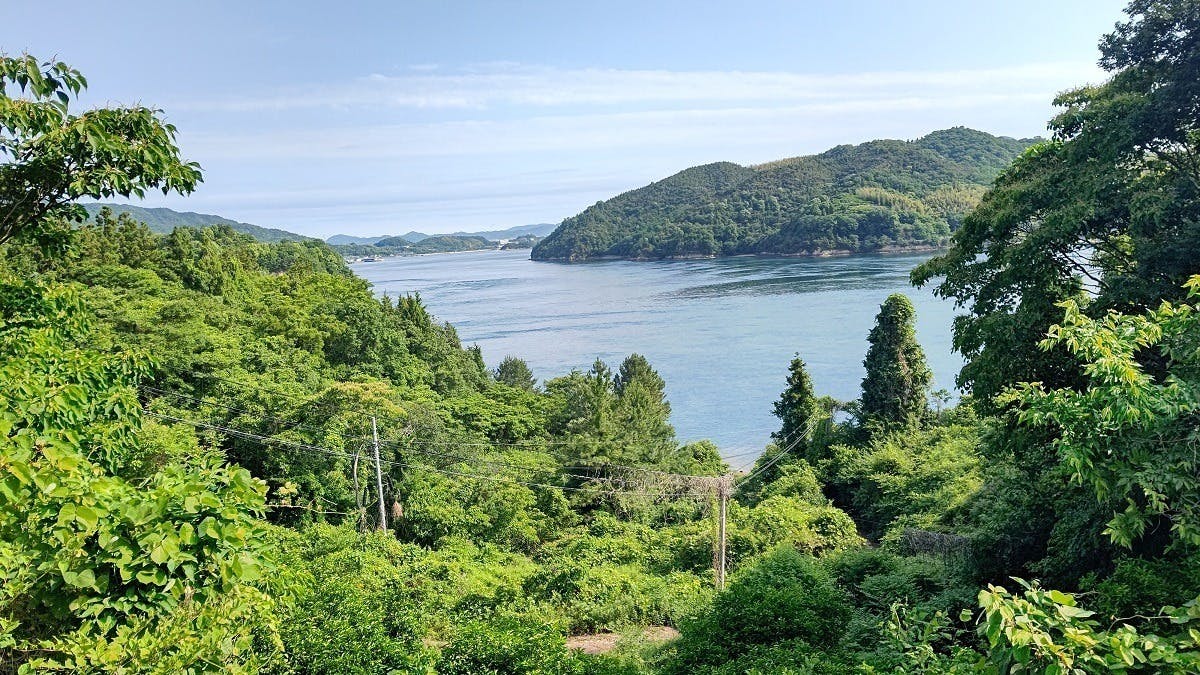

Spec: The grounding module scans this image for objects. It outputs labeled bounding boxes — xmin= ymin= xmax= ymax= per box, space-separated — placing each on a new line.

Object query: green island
xmin=531 ymin=128 xmax=1033 ymax=262
xmin=350 ymin=234 xmax=497 ymax=257
xmin=330 ymin=225 xmax=554 ymax=259
xmin=4 ymin=3 xmax=1200 ymax=673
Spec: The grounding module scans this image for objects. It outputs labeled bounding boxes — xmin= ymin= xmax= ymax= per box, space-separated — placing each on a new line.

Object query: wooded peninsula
xmin=531 ymin=128 xmax=1033 ymax=262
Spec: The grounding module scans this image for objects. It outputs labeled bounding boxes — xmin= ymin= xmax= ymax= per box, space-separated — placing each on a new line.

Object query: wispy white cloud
xmin=154 ymin=60 xmax=1107 ymax=234
xmin=180 ymin=92 xmax=1052 ymax=163
xmin=175 ymin=61 xmax=1105 ymax=112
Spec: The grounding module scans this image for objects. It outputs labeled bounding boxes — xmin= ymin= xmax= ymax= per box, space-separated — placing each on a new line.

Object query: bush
xmin=1086 ymin=553 xmax=1200 ymax=621
xmin=825 ymin=548 xmax=974 ymax=614
xmin=709 ymin=639 xmax=855 ymax=675
xmin=269 ymin=525 xmax=433 ymax=674
xmin=826 ymin=423 xmax=982 ymax=543
xmin=667 ymin=546 xmax=851 ymax=673
xmin=524 ymin=558 xmax=709 ymax=632
xmin=438 ymin=615 xmax=583 ymax=675
xmin=757 ymin=461 xmax=828 ymax=504
xmin=727 ymin=497 xmax=860 ymax=571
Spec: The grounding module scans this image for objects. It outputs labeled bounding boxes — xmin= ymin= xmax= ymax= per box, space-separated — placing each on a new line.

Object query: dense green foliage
xmin=6 ymin=2 xmax=1200 ymax=671
xmin=532 ymin=128 xmax=1033 ymax=261
xmin=667 ymin=547 xmax=851 ymax=674
xmin=0 ymin=210 xmax=736 ymax=670
xmin=912 ymin=1 xmax=1200 ymax=406
xmin=0 ymin=55 xmax=201 ymax=248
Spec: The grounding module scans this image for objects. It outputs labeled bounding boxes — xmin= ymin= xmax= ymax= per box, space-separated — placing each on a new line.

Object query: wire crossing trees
xmin=860 ymin=294 xmax=932 ymax=431
xmin=773 ymin=355 xmax=819 ymax=451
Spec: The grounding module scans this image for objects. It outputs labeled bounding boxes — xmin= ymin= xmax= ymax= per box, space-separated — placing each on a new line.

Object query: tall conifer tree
xmin=860 ymin=294 xmax=932 ymax=429
xmin=494 ymin=355 xmax=537 ymax=390
xmin=773 ymin=355 xmax=819 ymax=448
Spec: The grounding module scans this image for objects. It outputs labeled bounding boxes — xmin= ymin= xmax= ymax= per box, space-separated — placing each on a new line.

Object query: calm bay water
xmin=352 ymin=249 xmax=962 ymax=460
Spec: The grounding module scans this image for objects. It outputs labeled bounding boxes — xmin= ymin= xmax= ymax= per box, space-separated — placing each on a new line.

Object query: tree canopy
xmin=0 ymin=54 xmax=201 ymax=248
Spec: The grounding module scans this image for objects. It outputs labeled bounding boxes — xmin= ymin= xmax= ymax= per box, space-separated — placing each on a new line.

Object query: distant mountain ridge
xmin=327 ymin=223 xmax=556 ymax=246
xmin=83 ymin=204 xmax=312 ymax=243
xmin=326 ymin=234 xmax=388 ymax=246
xmin=531 ymin=127 xmax=1037 ymax=262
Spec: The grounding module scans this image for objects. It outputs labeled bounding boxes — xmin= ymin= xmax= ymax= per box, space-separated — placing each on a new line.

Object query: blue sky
xmin=6 ymin=1 xmax=1129 ymax=237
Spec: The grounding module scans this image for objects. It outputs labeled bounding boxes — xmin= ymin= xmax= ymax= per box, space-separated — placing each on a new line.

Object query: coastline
xmin=530 ymin=244 xmax=948 ymax=264
xmin=346 ymin=247 xmax=516 ymax=263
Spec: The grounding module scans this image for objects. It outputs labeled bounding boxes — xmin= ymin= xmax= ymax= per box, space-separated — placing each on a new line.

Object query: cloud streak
xmin=183 ymin=92 xmax=1054 ymax=162
xmin=177 ymin=61 xmax=1105 ymax=112
xmin=149 ymin=60 xmax=1107 ymax=234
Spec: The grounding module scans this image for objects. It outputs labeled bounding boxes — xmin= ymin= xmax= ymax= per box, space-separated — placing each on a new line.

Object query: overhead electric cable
xmin=143 ymin=381 xmax=728 ymax=483
xmin=143 ymin=410 xmax=713 ymax=499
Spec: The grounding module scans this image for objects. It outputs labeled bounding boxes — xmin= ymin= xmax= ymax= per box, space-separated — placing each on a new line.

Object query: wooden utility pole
xmin=714 ymin=474 xmax=732 ymax=589
xmin=352 ymin=448 xmax=364 ymax=530
xmin=371 ymin=416 xmax=388 ymax=531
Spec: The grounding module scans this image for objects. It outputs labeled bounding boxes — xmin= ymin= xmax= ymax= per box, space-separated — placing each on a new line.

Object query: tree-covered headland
xmin=4 ymin=1 xmax=1200 ymax=671
xmin=531 ymin=128 xmax=1034 ymax=261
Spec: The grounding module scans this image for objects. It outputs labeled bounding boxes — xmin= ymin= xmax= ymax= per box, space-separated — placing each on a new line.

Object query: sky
xmin=5 ymin=1 xmax=1130 ymax=238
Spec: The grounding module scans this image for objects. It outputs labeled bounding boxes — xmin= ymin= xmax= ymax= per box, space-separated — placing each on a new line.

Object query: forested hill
xmin=531 ymin=127 xmax=1035 ymax=261
xmin=83 ymin=203 xmax=312 ymax=243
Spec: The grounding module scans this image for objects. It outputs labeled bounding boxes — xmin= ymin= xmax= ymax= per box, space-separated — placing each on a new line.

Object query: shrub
xmin=269 ymin=525 xmax=433 ymax=674
xmin=438 ymin=615 xmax=583 ymax=675
xmin=667 ymin=546 xmax=851 ymax=673
xmin=727 ymin=497 xmax=860 ymax=571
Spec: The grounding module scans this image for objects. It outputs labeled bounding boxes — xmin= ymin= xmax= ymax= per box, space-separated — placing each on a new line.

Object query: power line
xmin=738 ymin=412 xmax=826 ymax=483
xmin=140 ymin=385 xmax=356 ymax=441
xmin=143 ymin=410 xmax=714 ymax=499
xmin=163 ymin=369 xmax=764 ymax=462
xmin=728 ymin=418 xmax=815 ymax=474
xmin=142 ymin=386 xmax=657 ymax=485
xmin=163 ymin=372 xmax=615 ymax=446
xmin=142 ymin=382 xmax=731 ymax=484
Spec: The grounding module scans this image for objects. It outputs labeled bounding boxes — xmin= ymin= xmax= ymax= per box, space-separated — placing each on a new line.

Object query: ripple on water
xmin=352 ymin=249 xmax=962 ymax=461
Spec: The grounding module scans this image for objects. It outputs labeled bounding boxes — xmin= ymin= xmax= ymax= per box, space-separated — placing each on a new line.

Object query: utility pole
xmin=714 ymin=474 xmax=732 ymax=590
xmin=372 ymin=416 xmax=388 ymax=532
xmin=352 ymin=447 xmax=364 ymax=530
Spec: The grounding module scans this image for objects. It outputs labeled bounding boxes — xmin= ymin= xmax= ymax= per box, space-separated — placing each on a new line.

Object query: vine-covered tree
xmin=860 ymin=294 xmax=931 ymax=429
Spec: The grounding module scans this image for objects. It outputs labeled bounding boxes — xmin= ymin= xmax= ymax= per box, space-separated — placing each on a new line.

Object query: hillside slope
xmin=531 ymin=127 xmax=1035 ymax=261
xmin=83 ymin=203 xmax=311 ymax=243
